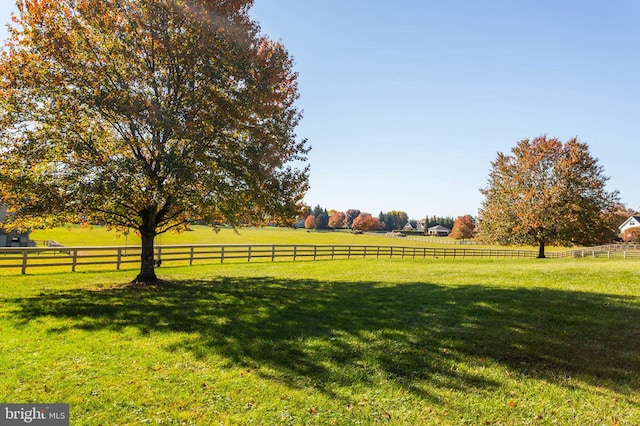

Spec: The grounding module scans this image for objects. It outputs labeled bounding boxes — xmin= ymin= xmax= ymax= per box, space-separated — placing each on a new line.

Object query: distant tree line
xmin=300 ymin=205 xmax=464 ymax=234
xmin=300 ymin=200 xmax=639 ymax=245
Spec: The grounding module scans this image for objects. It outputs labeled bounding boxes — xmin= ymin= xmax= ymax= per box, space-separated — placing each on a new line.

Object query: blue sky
xmin=2 ymin=1 xmax=639 ymax=219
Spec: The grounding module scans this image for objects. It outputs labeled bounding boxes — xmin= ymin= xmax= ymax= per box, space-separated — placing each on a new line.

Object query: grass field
xmin=1 ymin=257 xmax=639 ymax=424
xmin=29 ymin=224 xmax=568 ymax=251
xmin=28 ymin=224 xmax=458 ymax=247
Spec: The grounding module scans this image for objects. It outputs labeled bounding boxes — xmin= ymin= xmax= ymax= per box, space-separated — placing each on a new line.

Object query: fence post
xmin=390 ymin=247 xmax=393 ymax=258
xmin=294 ymin=245 xmax=297 ymax=261
xmin=332 ymin=245 xmax=335 ymax=260
xmin=190 ymin=247 xmax=195 ymax=265
xmin=272 ymin=245 xmax=276 ymax=262
xmin=348 ymin=246 xmax=351 ymax=259
xmin=221 ymin=246 xmax=225 ymax=263
xmin=363 ymin=246 xmax=367 ymax=259
xmin=72 ymin=249 xmax=78 ymax=272
xmin=314 ymin=246 xmax=317 ymax=260
xmin=117 ymin=248 xmax=122 ymax=270
xmin=21 ymin=250 xmax=28 ymax=275
xmin=248 ymin=245 xmax=252 ymax=262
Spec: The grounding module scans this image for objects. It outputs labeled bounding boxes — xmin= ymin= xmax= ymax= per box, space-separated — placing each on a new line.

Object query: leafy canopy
xmin=0 ymin=0 xmax=309 ymax=281
xmin=477 ymin=136 xmax=618 ymax=257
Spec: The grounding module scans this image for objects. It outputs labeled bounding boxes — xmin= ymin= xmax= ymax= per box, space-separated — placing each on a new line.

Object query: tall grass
xmin=1 ymin=258 xmax=639 ymax=424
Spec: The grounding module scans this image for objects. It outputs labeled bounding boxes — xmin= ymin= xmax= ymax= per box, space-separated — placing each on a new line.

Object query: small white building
xmin=618 ymin=215 xmax=640 ymax=235
xmin=427 ymin=225 xmax=451 ymax=237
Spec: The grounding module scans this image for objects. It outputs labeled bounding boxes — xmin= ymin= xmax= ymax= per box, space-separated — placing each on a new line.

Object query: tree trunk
xmin=134 ymin=230 xmax=157 ymax=283
xmin=537 ymin=240 xmax=546 ymax=258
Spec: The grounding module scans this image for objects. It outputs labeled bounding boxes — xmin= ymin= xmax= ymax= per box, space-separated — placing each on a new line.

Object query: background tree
xmin=449 ymin=215 xmax=476 ymax=240
xmin=477 ymin=136 xmax=618 ymax=258
xmin=381 ymin=210 xmax=408 ymax=232
xmin=0 ymin=0 xmax=309 ymax=283
xmin=352 ymin=213 xmax=381 ymax=232
xmin=304 ymin=215 xmax=316 ymax=230
xmin=310 ymin=205 xmax=327 ymax=219
xmin=345 ymin=209 xmax=361 ymax=229
xmin=378 ymin=212 xmax=386 ymax=230
xmin=315 ymin=212 xmax=329 ymax=230
xmin=328 ymin=211 xmax=346 ymax=229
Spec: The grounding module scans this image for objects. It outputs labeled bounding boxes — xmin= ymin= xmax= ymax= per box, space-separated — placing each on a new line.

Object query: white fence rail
xmin=0 ymin=244 xmax=638 ymax=275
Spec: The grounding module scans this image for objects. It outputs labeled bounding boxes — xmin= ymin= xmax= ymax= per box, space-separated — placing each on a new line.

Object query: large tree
xmin=0 ymin=0 xmax=309 ymax=283
xmin=477 ymin=136 xmax=618 ymax=258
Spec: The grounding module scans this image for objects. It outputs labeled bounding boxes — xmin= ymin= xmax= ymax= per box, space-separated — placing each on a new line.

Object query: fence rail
xmin=383 ymin=233 xmax=481 ymax=245
xmin=0 ymin=244 xmax=638 ymax=274
xmin=589 ymin=243 xmax=640 ymax=251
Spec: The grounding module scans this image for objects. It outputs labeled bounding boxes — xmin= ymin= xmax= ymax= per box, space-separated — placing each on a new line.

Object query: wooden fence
xmin=384 ymin=233 xmax=480 ymax=245
xmin=569 ymin=249 xmax=640 ymax=259
xmin=0 ymin=244 xmax=638 ymax=275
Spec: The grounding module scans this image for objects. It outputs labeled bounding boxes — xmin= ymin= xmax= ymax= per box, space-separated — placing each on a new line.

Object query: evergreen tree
xmin=316 ymin=212 xmax=329 ymax=230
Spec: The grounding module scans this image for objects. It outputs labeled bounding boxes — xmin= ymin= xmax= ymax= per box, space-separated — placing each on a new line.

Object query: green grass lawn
xmin=1 ymin=258 xmax=639 ymax=424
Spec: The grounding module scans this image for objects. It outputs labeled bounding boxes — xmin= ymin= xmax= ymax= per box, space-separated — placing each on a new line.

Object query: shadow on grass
xmin=8 ymin=277 xmax=640 ymax=397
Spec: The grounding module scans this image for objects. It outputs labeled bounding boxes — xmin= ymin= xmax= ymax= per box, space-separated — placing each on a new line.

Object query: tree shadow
xmin=8 ymin=276 xmax=640 ymax=399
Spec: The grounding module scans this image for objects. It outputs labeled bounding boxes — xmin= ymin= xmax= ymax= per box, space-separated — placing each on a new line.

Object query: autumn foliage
xmin=477 ymin=136 xmax=618 ymax=258
xmin=449 ymin=215 xmax=476 ymax=240
xmin=622 ymin=227 xmax=640 ymax=243
xmin=345 ymin=209 xmax=361 ymax=229
xmin=351 ymin=213 xmax=381 ymax=232
xmin=328 ymin=211 xmax=346 ymax=229
xmin=304 ymin=215 xmax=316 ymax=229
